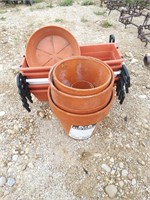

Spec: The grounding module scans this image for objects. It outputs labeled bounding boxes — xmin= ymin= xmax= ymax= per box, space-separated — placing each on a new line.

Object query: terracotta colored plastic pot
xmin=49 ymin=69 xmax=114 ymax=114
xmin=48 ymin=87 xmax=115 ymax=134
xmin=22 ymin=72 xmax=49 ymax=79
xmin=25 ymin=26 xmax=80 ymax=67
xmin=31 ymin=89 xmax=48 ymax=101
xmin=52 ymin=56 xmax=112 ymax=96
xmin=29 ymin=84 xmax=49 ymax=90
xmin=80 ymin=43 xmax=124 ymax=71
xmin=20 ymin=57 xmax=51 ymax=73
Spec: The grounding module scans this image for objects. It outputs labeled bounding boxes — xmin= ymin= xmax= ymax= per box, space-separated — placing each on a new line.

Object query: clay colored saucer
xmin=26 ymin=26 xmax=80 ymax=67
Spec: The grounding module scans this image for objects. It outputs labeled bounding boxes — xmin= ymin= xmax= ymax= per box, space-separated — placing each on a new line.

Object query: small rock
xmin=131 ymin=69 xmax=136 ymax=74
xmin=7 ymin=129 xmax=15 ymax=134
xmin=110 ymin=157 xmax=114 ymax=163
xmin=0 ymin=111 xmax=5 ymax=117
xmin=25 ymin=147 xmax=29 ymax=154
xmin=128 ymin=173 xmax=133 ymax=180
xmin=124 ymin=116 xmax=128 ymax=122
xmin=137 ymin=158 xmax=145 ymax=166
xmin=6 ymin=177 xmax=16 ymax=187
xmin=125 ymin=144 xmax=131 ymax=148
xmin=131 ymin=178 xmax=137 ymax=186
xmin=28 ymin=162 xmax=34 ymax=169
xmin=17 ymin=163 xmax=27 ymax=172
xmin=111 ymin=169 xmax=116 ymax=175
xmin=125 ymin=52 xmax=133 ymax=58
xmin=37 ymin=111 xmax=45 ymax=118
xmin=11 ymin=66 xmax=19 ymax=75
xmin=144 ymin=124 xmax=149 ymax=130
xmin=143 ymin=53 xmax=150 ymax=69
xmin=108 ymin=132 xmax=113 ymax=138
xmin=135 ymin=132 xmax=140 ymax=136
xmin=119 ymin=181 xmax=124 ymax=188
xmin=13 ymin=124 xmax=20 ymax=131
xmin=140 ymin=141 xmax=146 ymax=147
xmin=119 ymin=162 xmax=124 ymax=168
xmin=146 ymin=85 xmax=150 ymax=89
xmin=101 ymin=164 xmax=111 ymax=172
xmin=0 ymin=176 xmax=7 ymax=187
xmin=11 ymin=66 xmax=19 ymax=70
xmin=121 ymin=169 xmax=128 ymax=177
xmin=131 ymin=58 xmax=138 ymax=64
xmin=139 ymin=95 xmax=147 ymax=99
xmin=104 ymin=184 xmax=118 ymax=198
xmin=12 ymin=154 xmax=18 ymax=162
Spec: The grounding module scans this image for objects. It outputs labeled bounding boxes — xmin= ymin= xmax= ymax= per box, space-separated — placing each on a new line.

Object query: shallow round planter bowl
xmin=26 ymin=26 xmax=80 ymax=67
xmin=48 ymin=87 xmax=115 ymax=134
xmin=52 ymin=56 xmax=112 ymax=96
xmin=49 ymin=70 xmax=114 ymax=114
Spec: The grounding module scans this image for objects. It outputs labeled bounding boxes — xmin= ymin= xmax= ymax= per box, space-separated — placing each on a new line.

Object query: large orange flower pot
xmin=25 ymin=26 xmax=80 ymax=67
xmin=48 ymin=87 xmax=115 ymax=137
xmin=80 ymin=43 xmax=124 ymax=71
xmin=52 ymin=56 xmax=112 ymax=96
xmin=49 ymin=69 xmax=114 ymax=114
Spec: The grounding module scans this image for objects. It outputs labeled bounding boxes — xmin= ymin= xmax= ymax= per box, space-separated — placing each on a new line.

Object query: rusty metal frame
xmin=106 ymin=0 xmax=150 ymax=46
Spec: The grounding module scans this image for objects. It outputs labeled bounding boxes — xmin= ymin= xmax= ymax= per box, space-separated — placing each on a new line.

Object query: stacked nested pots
xmin=48 ymin=56 xmax=115 ymax=139
xmin=19 ymin=26 xmax=124 ymax=102
xmin=18 ymin=25 xmax=126 ymax=139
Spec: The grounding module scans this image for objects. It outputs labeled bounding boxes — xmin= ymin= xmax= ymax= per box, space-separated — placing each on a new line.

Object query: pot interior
xmin=54 ymin=58 xmax=111 ymax=89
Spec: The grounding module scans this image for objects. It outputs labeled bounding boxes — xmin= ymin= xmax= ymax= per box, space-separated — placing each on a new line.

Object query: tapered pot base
xmin=48 ymin=87 xmax=115 ymax=139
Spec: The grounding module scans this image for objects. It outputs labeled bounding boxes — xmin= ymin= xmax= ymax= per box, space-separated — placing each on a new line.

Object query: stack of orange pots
xmin=17 ymin=25 xmax=128 ymax=139
xmin=48 ymin=56 xmax=115 ymax=139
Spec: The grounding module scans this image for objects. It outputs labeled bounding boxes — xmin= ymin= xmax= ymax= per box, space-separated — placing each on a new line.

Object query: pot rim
xmin=25 ymin=25 xmax=81 ymax=67
xmin=51 ymin=56 xmax=113 ymax=94
xmin=49 ymin=67 xmax=114 ymax=99
xmin=48 ymin=86 xmax=115 ymax=117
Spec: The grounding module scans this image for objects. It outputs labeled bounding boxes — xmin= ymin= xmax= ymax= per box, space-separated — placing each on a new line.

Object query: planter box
xmin=30 ymin=89 xmax=48 ymax=101
xmin=80 ymin=43 xmax=124 ymax=71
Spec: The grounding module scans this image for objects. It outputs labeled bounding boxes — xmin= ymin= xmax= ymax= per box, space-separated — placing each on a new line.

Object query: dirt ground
xmin=0 ymin=1 xmax=150 ymax=200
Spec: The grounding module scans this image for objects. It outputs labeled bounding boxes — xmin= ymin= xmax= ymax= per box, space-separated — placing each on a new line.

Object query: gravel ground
xmin=0 ymin=1 xmax=150 ymax=200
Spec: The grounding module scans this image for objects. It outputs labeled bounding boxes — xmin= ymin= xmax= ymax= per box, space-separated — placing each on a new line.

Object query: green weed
xmin=54 ymin=18 xmax=63 ymax=22
xmin=101 ymin=20 xmax=112 ymax=28
xmin=0 ymin=10 xmax=7 ymax=14
xmin=0 ymin=17 xmax=6 ymax=21
xmin=59 ymin=0 xmax=74 ymax=6
xmin=81 ymin=16 xmax=88 ymax=23
xmin=47 ymin=3 xmax=53 ymax=8
xmin=33 ymin=0 xmax=42 ymax=3
xmin=94 ymin=10 xmax=105 ymax=16
xmin=81 ymin=0 xmax=94 ymax=6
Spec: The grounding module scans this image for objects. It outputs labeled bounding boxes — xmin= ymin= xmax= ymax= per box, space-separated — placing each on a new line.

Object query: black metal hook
xmin=109 ymin=34 xmax=115 ymax=43
xmin=116 ymin=63 xmax=131 ymax=104
xmin=16 ymin=73 xmax=33 ymax=112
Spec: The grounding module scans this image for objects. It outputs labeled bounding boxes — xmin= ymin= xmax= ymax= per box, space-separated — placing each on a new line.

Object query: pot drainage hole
xmin=71 ymin=80 xmax=94 ymax=89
